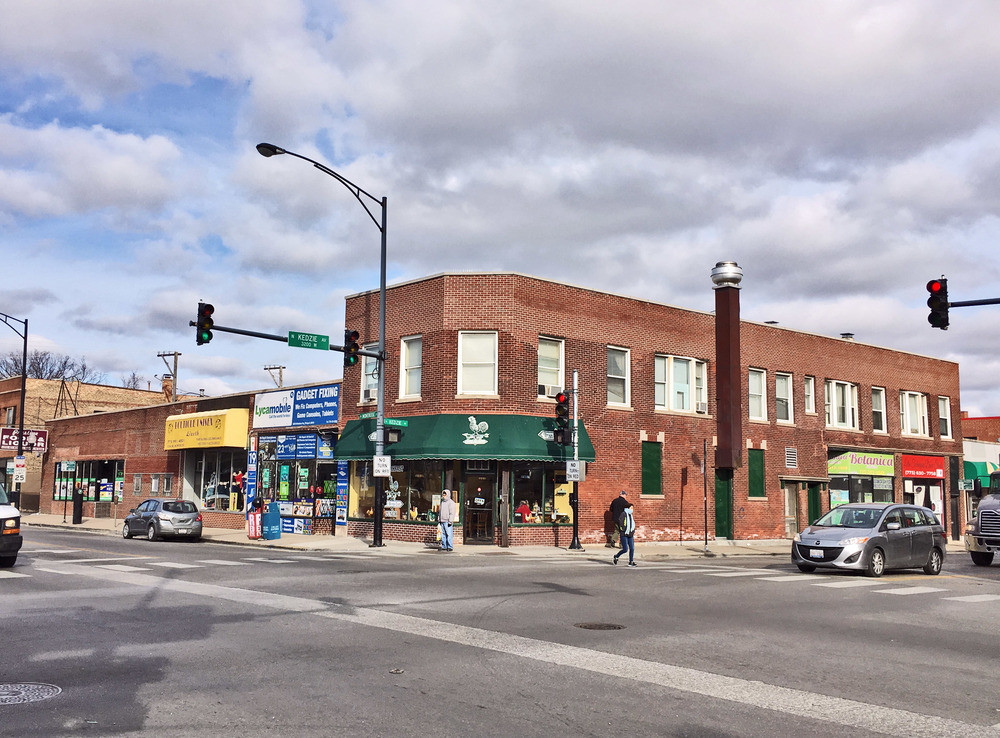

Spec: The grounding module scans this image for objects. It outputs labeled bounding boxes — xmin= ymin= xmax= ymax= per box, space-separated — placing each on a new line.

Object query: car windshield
xmin=0 ymin=481 xmax=8 ymax=505
xmin=163 ymin=501 xmax=197 ymax=514
xmin=814 ymin=506 xmax=880 ymax=529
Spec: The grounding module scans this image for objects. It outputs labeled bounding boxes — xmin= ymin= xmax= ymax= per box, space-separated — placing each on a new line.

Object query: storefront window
xmin=511 ymin=462 xmax=572 ymax=524
xmin=52 ymin=460 xmax=123 ymax=502
xmin=351 ymin=460 xmax=461 ymax=522
xmin=193 ymin=450 xmax=245 ymax=512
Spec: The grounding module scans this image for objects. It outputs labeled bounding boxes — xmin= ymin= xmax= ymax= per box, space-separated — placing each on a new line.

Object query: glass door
xmin=462 ymin=467 xmax=495 ymax=544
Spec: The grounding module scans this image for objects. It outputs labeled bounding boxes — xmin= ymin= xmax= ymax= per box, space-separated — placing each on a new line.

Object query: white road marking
xmin=242 ymin=558 xmax=296 ymax=564
xmin=31 ymin=649 xmax=95 ymax=661
xmin=197 ymin=559 xmax=250 ymax=566
xmin=812 ymin=579 xmax=885 ymax=588
xmin=874 ymin=586 xmax=948 ymax=596
xmin=0 ymin=570 xmax=29 ymax=578
xmin=54 ymin=557 xmax=146 ymax=564
xmin=22 ymin=549 xmax=81 ymax=554
xmin=32 ymin=562 xmax=994 ymax=737
xmin=756 ymin=575 xmax=819 ymax=582
xmin=942 ymin=594 xmax=1000 ymax=603
xmin=149 ymin=562 xmax=202 ymax=569
xmin=705 ymin=569 xmax=775 ymax=577
xmin=95 ymin=564 xmax=150 ymax=572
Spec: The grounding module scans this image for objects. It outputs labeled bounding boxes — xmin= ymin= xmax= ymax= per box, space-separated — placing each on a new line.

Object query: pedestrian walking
xmin=613 ymin=499 xmax=637 ymax=567
xmin=438 ymin=489 xmax=456 ymax=551
xmin=608 ymin=490 xmax=628 ymax=547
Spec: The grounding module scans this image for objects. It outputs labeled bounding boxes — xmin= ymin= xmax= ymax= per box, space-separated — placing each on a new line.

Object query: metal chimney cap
xmin=711 ymin=261 xmax=743 ymax=288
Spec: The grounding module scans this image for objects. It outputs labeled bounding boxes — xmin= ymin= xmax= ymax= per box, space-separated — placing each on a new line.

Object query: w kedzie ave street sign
xmin=288 ymin=331 xmax=330 ymax=350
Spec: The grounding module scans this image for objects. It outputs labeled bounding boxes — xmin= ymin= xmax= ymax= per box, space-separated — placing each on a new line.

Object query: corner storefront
xmin=334 ymin=413 xmax=596 ymax=547
xmin=827 ymin=450 xmax=895 ymax=507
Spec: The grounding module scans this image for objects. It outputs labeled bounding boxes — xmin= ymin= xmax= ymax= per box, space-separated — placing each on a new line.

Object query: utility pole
xmin=264 ymin=365 xmax=285 ymax=388
xmin=157 ymin=351 xmax=180 ymax=402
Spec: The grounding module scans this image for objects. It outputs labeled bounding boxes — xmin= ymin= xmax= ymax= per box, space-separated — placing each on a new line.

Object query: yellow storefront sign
xmin=164 ymin=409 xmax=249 ymax=450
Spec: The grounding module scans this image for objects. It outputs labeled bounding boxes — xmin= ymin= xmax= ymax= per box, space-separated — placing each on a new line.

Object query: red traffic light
xmin=926 ymin=280 xmax=944 ymax=294
xmin=554 ymin=391 xmax=568 ymax=405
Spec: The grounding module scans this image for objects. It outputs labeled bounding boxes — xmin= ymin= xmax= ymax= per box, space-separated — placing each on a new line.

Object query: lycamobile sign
xmin=252 ymin=383 xmax=340 ymax=429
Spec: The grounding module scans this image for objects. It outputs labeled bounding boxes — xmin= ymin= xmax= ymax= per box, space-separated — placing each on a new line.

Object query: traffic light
xmin=195 ymin=302 xmax=214 ymax=345
xmin=344 ymin=329 xmax=360 ymax=367
xmin=554 ymin=390 xmax=572 ymax=446
xmin=926 ymin=279 xmax=949 ymax=330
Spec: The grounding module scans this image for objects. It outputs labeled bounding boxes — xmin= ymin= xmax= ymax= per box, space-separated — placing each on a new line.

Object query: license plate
xmin=177 ymin=529 xmax=190 ymax=534
xmin=809 ymin=549 xmax=824 ymax=559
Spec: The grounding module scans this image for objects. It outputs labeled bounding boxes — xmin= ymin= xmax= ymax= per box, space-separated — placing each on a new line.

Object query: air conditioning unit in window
xmin=362 ymin=388 xmax=377 ymax=402
xmin=696 ymin=402 xmax=708 ymax=414
xmin=538 ymin=384 xmax=563 ymax=398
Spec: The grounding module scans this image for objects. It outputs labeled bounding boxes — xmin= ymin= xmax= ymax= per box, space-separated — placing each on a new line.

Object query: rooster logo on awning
xmin=463 ymin=416 xmax=489 ymax=445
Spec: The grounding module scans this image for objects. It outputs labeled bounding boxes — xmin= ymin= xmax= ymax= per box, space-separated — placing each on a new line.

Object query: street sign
xmin=960 ymin=479 xmax=975 ymax=491
xmin=13 ymin=456 xmax=27 ymax=483
xmin=384 ymin=418 xmax=409 ymax=427
xmin=358 ymin=411 xmax=377 ymax=419
xmin=566 ymin=460 xmax=580 ymax=482
xmin=288 ymin=331 xmax=330 ymax=350
xmin=373 ymin=455 xmax=391 ymax=478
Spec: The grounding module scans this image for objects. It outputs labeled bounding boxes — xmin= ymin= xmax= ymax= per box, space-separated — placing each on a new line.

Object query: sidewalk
xmin=21 ymin=512 xmax=968 ymax=561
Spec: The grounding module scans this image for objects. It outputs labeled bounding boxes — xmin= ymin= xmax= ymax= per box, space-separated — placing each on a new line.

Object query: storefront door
xmin=782 ymin=482 xmax=798 ymax=538
xmin=463 ymin=470 xmax=495 ymax=544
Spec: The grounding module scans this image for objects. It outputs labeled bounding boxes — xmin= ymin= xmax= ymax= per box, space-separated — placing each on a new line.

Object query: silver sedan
xmin=791 ymin=503 xmax=946 ymax=577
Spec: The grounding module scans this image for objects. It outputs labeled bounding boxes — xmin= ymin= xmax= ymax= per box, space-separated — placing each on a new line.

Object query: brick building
xmin=0 ymin=376 xmax=181 ymax=511
xmin=336 ymin=272 xmax=963 ymax=546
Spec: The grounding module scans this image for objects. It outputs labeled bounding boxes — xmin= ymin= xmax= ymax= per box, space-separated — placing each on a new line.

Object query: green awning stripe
xmin=965 ymin=460 xmax=999 ymax=482
xmin=334 ymin=413 xmax=596 ymax=462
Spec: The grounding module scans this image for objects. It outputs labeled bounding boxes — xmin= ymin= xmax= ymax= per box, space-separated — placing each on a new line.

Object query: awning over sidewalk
xmin=964 ymin=460 xmax=999 ymax=484
xmin=334 ymin=413 xmax=596 ymax=462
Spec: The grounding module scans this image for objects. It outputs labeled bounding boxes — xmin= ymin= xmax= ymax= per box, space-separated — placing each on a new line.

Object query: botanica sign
xmin=827 ymin=451 xmax=895 ymax=477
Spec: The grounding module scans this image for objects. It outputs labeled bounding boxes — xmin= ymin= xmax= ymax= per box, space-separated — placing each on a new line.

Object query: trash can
xmin=261 ymin=501 xmax=281 ymax=540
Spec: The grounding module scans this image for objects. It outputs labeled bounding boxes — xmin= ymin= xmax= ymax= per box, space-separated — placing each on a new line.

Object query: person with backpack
xmin=609 ymin=490 xmax=628 ymax=546
xmin=613 ymin=496 xmax=637 ymax=567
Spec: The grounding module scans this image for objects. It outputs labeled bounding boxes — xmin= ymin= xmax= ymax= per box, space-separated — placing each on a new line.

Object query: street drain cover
xmin=574 ymin=622 xmax=625 ymax=630
xmin=0 ymin=683 xmax=62 ymax=705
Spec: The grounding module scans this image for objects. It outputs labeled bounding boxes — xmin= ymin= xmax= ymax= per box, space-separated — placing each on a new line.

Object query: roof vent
xmin=840 ymin=333 xmax=855 ymax=341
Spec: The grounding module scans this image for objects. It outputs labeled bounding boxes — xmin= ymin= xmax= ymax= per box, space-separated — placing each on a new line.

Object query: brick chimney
xmin=161 ymin=374 xmax=174 ymax=401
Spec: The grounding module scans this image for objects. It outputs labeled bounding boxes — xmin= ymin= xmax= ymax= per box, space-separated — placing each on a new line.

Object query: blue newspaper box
xmin=261 ymin=502 xmax=281 ymax=540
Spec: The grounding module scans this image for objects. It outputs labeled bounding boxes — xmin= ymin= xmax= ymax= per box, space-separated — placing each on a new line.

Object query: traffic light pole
xmin=0 ymin=311 xmax=28 ymax=509
xmin=189 ymin=321 xmax=381 ymax=360
xmin=569 ymin=369 xmax=583 ymax=550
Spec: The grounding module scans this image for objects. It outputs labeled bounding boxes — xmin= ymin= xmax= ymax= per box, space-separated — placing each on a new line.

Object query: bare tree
xmin=120 ymin=371 xmax=145 ymax=390
xmin=0 ymin=349 xmax=107 ymax=383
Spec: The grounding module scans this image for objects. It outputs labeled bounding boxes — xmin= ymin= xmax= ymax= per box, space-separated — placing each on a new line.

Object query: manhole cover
xmin=0 ymin=683 xmax=61 ymax=705
xmin=573 ymin=622 xmax=625 ymax=630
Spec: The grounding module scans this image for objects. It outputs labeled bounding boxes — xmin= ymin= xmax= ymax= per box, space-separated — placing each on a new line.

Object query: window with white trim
xmin=458 ymin=331 xmax=498 ymax=395
xmin=749 ymin=368 xmax=766 ymax=421
xmin=537 ymin=337 xmax=564 ymax=396
xmin=899 ymin=390 xmax=929 ymax=436
xmin=775 ymin=372 xmax=793 ymax=423
xmin=654 ymin=355 xmax=708 ymax=413
xmin=804 ymin=376 xmax=815 ymax=414
xmin=825 ymin=379 xmax=859 ymax=430
xmin=871 ymin=387 xmax=887 ymax=433
xmin=938 ymin=396 xmax=952 ymax=438
xmin=400 ymin=335 xmax=422 ymax=398
xmin=607 ymin=346 xmax=630 ymax=406
xmin=361 ymin=343 xmax=378 ymax=402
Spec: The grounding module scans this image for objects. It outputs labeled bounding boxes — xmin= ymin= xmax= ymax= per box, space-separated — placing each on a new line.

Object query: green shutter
xmin=748 ymin=448 xmax=765 ymax=498
xmin=641 ymin=441 xmax=662 ymax=495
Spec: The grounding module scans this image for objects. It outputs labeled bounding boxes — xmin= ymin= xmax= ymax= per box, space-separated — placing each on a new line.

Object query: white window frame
xmin=938 ymin=396 xmax=952 ymax=439
xmin=399 ymin=335 xmax=422 ymax=399
xmin=458 ymin=331 xmax=498 ymax=395
xmin=361 ymin=342 xmax=378 ymax=401
xmin=871 ymin=387 xmax=887 ymax=434
xmin=654 ymin=355 xmax=708 ymax=413
xmin=825 ymin=379 xmax=859 ymax=430
xmin=749 ymin=368 xmax=766 ymax=421
xmin=775 ymin=372 xmax=793 ymax=424
xmin=607 ymin=346 xmax=630 ymax=407
xmin=899 ymin=390 xmax=929 ymax=437
xmin=804 ymin=376 xmax=816 ymax=414
xmin=537 ymin=336 xmax=564 ymax=396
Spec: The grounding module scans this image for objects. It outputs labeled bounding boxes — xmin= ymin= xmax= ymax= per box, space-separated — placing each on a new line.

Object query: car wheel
xmin=865 ymin=548 xmax=885 ymax=578
xmin=970 ymin=551 xmax=994 ymax=567
xmin=0 ymin=555 xmax=15 ymax=568
xmin=796 ymin=563 xmax=816 ymax=573
xmin=146 ymin=523 xmax=158 ymax=541
xmin=923 ymin=548 xmax=943 ymax=575
xmin=122 ymin=522 xmax=132 ymax=539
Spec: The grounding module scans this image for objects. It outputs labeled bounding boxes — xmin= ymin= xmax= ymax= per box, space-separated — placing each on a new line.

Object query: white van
xmin=0 ymin=482 xmax=22 ymax=567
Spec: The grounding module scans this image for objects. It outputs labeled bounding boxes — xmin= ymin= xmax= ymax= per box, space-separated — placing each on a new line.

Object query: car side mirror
xmin=128 ymin=508 xmax=135 ymax=514
xmin=886 ymin=521 xmax=901 ymax=531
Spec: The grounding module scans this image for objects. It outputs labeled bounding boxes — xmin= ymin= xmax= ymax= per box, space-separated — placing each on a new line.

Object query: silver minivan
xmin=792 ymin=503 xmax=946 ymax=577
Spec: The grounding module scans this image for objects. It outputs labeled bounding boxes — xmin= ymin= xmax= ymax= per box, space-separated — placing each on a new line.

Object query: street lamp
xmin=0 ymin=312 xmax=28 ymax=509
xmin=256 ymin=142 xmax=389 ymax=547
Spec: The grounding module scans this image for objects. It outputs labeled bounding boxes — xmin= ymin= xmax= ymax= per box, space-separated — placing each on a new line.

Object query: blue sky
xmin=2 ymin=0 xmax=1000 ymax=414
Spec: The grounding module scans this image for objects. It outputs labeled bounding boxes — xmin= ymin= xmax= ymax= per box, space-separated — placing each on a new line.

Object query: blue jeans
xmin=440 ymin=522 xmax=453 ymax=550
xmin=617 ymin=533 xmax=634 ymax=563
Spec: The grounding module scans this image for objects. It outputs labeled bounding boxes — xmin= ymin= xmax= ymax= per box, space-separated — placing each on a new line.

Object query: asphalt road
xmin=3 ymin=528 xmax=999 ymax=737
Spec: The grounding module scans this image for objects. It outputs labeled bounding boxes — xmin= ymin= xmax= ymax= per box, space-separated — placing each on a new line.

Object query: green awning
xmin=965 ymin=460 xmax=999 ymax=482
xmin=334 ymin=414 xmax=596 ymax=462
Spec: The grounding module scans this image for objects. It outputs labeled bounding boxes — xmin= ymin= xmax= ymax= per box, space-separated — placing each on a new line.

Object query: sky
xmin=2 ymin=1 xmax=1000 ymax=415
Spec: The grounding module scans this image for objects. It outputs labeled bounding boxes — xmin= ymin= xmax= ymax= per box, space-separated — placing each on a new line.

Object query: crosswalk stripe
xmin=942 ymin=594 xmax=1000 ymax=602
xmin=756 ymin=575 xmax=818 ymax=582
xmin=706 ymin=570 xmax=775 ymax=577
xmin=23 ymin=549 xmax=81 ymax=554
xmin=242 ymin=558 xmax=296 ymax=564
xmin=812 ymin=579 xmax=885 ymax=588
xmin=873 ymin=586 xmax=948 ymax=596
xmin=149 ymin=562 xmax=202 ymax=569
xmin=0 ymin=570 xmax=29 ymax=578
xmin=197 ymin=559 xmax=250 ymax=566
xmin=96 ymin=564 xmax=150 ymax=572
